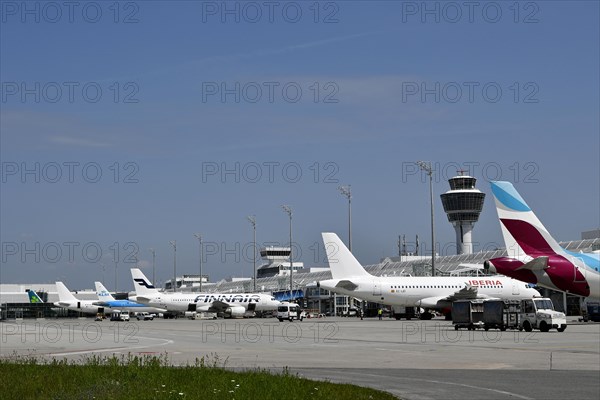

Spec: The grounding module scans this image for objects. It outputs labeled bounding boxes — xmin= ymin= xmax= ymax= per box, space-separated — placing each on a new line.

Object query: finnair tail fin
xmin=490 ymin=181 xmax=564 ymax=259
xmin=27 ymin=290 xmax=44 ymax=304
xmin=322 ymin=233 xmax=371 ymax=280
xmin=131 ymin=268 xmax=159 ymax=296
xmin=55 ymin=281 xmax=78 ymax=302
xmin=95 ymin=281 xmax=116 ymax=301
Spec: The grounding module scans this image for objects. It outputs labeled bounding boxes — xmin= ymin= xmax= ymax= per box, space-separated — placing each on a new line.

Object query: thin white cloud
xmin=49 ymin=136 xmax=112 ymax=148
xmin=100 ymin=31 xmax=385 ymax=82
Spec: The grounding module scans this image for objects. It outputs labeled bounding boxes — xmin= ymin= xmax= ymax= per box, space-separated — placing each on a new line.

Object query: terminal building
xmin=2 ymin=173 xmax=599 ymax=319
xmin=2 ymin=236 xmax=598 ymax=319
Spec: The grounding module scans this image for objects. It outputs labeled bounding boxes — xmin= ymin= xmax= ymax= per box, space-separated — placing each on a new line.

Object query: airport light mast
xmin=149 ymin=248 xmax=156 ymax=284
xmin=247 ymin=216 xmax=257 ymax=292
xmin=416 ymin=161 xmax=436 ymax=276
xmin=338 ymin=185 xmax=352 ymax=252
xmin=440 ymin=170 xmax=485 ymax=254
xmin=193 ymin=233 xmax=203 ymax=292
xmin=169 ymin=240 xmax=177 ymax=292
xmin=281 ymin=205 xmax=293 ymax=300
xmin=114 ymin=260 xmax=118 ymax=293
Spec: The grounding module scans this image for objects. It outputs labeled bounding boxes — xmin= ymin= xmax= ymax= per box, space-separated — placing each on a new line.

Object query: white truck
xmin=110 ymin=310 xmax=130 ymax=322
xmin=277 ymin=302 xmax=305 ymax=322
xmin=519 ymin=298 xmax=567 ymax=332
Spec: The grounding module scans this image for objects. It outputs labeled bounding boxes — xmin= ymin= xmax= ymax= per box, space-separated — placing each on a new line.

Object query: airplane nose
xmin=483 ymin=260 xmax=497 ymax=274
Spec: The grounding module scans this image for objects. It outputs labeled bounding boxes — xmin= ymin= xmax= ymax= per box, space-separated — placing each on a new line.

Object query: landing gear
xmin=419 ymin=311 xmax=433 ymax=320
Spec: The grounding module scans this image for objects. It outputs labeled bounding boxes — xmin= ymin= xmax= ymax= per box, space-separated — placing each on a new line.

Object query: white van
xmin=110 ymin=310 xmax=130 ymax=321
xmin=277 ymin=302 xmax=305 ymax=322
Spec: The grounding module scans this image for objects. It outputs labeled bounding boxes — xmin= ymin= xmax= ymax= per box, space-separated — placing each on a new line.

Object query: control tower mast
xmin=440 ymin=171 xmax=485 ymax=255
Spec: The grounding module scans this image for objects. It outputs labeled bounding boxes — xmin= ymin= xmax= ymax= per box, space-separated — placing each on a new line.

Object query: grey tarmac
xmin=1 ymin=317 xmax=598 ymax=400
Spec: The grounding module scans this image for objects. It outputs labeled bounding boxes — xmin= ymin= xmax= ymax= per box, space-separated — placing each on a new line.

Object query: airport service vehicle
xmin=519 ymin=298 xmax=566 ymax=332
xmin=392 ymin=306 xmax=417 ymax=320
xmin=485 ymin=181 xmax=600 ymax=300
xmin=111 ymin=310 xmax=130 ymax=321
xmin=582 ymin=301 xmax=600 ymax=322
xmin=131 ymin=269 xmax=280 ymax=318
xmin=277 ymin=302 xmax=305 ymax=321
xmin=317 ymin=233 xmax=540 ymax=320
xmin=482 ymin=300 xmax=521 ymax=331
xmin=452 ymin=300 xmax=484 ymax=330
xmin=136 ymin=312 xmax=154 ymax=321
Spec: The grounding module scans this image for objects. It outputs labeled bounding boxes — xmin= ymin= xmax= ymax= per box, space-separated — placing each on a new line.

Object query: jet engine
xmin=225 ymin=306 xmax=246 ymax=318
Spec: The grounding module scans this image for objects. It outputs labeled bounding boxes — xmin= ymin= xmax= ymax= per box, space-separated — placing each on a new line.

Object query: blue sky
xmin=1 ymin=1 xmax=598 ymax=291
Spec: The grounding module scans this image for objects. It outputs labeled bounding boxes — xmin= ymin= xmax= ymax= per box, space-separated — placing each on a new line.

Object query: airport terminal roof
xmin=193 ymin=238 xmax=600 ymax=294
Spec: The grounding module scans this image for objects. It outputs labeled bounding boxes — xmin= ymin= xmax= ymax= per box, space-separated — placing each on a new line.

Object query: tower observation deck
xmin=440 ymin=171 xmax=485 ymax=255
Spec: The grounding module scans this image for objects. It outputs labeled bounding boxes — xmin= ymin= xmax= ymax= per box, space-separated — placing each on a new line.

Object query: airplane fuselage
xmin=486 ymin=255 xmax=600 ymax=300
xmin=137 ymin=293 xmax=280 ymax=313
xmin=94 ymin=300 xmax=165 ymax=314
xmin=318 ymin=275 xmax=538 ymax=311
xmin=54 ymin=301 xmax=102 ymax=315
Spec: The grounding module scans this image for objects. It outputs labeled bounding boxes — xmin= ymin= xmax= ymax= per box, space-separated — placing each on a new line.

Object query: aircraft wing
xmin=92 ymin=301 xmax=110 ymax=307
xmin=206 ymin=300 xmax=231 ymax=313
xmin=418 ymin=285 xmax=479 ymax=308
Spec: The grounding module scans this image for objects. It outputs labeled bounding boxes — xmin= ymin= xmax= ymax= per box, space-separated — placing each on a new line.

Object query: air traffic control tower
xmin=440 ymin=171 xmax=485 ymax=255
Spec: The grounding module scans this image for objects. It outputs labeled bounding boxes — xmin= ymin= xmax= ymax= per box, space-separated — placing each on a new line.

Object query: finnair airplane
xmin=54 ymin=281 xmax=103 ymax=315
xmin=484 ymin=181 xmax=600 ymax=300
xmin=130 ymin=269 xmax=281 ymax=317
xmin=93 ymin=281 xmax=166 ymax=314
xmin=318 ymin=233 xmax=539 ymax=319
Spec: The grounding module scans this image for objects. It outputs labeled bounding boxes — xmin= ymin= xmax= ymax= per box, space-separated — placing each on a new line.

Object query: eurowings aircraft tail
xmin=95 ymin=281 xmax=116 ymax=301
xmin=489 ymin=181 xmax=600 ymax=298
xmin=55 ymin=281 xmax=78 ymax=303
xmin=27 ymin=290 xmax=44 ymax=304
xmin=491 ymin=181 xmax=566 ymax=259
xmin=322 ymin=232 xmax=371 ymax=280
xmin=131 ymin=268 xmax=160 ymax=296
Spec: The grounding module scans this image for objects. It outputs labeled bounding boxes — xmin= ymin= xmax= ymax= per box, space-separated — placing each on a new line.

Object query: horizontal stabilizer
xmin=516 ymin=256 xmax=549 ymax=271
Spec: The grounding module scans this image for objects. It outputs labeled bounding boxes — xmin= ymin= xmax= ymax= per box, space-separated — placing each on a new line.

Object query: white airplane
xmin=130 ymin=269 xmax=281 ymax=318
xmin=318 ymin=233 xmax=540 ymax=319
xmin=54 ymin=281 xmax=103 ymax=315
xmin=93 ymin=281 xmax=166 ymax=314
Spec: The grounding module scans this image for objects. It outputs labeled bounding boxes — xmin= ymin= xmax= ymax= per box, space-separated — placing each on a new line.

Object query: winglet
xmin=322 ymin=232 xmax=371 ymax=280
